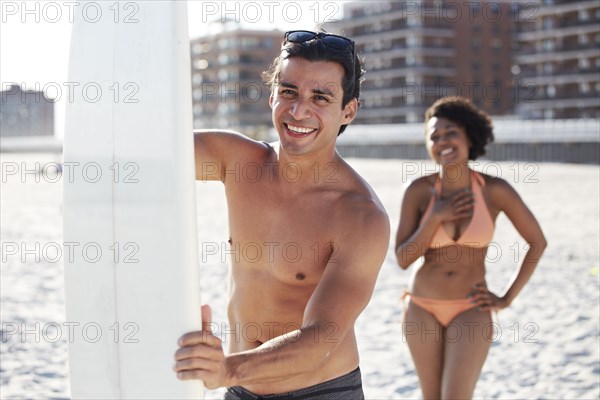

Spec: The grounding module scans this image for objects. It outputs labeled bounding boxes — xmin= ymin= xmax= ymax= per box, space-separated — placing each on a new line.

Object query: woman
xmin=395 ymin=96 xmax=547 ymax=399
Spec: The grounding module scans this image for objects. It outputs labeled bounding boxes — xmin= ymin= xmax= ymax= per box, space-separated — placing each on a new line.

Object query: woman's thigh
xmin=403 ymin=300 xmax=445 ymax=399
xmin=441 ymin=307 xmax=493 ymax=399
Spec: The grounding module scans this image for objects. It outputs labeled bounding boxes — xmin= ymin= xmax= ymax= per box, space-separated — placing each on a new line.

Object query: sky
xmin=0 ymin=0 xmax=347 ymax=136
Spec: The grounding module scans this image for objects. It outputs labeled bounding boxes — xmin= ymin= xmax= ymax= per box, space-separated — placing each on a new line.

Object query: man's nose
xmin=289 ymin=98 xmax=311 ymax=120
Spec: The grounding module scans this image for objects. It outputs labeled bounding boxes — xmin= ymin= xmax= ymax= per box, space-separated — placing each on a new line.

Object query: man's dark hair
xmin=262 ymin=31 xmax=365 ymax=135
xmin=424 ymin=96 xmax=494 ymax=160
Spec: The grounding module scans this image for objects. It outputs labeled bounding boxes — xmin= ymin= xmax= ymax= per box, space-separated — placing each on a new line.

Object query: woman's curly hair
xmin=424 ymin=96 xmax=494 ymax=160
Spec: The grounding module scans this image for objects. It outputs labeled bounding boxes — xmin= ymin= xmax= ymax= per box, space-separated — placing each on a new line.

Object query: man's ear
xmin=341 ymin=98 xmax=358 ymax=124
xmin=269 ymin=92 xmax=274 ymax=109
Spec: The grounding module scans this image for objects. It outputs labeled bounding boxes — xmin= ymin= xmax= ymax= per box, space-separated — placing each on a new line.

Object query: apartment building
xmin=515 ymin=0 xmax=600 ymax=119
xmin=0 ymin=84 xmax=54 ymax=137
xmin=190 ymin=29 xmax=282 ymax=137
xmin=327 ymin=1 xmax=515 ymax=124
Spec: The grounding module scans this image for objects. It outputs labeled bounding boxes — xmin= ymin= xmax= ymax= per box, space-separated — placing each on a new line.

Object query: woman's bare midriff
xmin=410 ymin=245 xmax=489 ymax=298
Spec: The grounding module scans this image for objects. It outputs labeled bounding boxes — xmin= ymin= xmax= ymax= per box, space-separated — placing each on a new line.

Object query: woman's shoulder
xmin=403 ymin=173 xmax=437 ymax=202
xmin=404 ymin=173 xmax=436 ymax=192
xmin=474 ymin=170 xmax=519 ymax=199
xmin=476 ymin=170 xmax=508 ymax=185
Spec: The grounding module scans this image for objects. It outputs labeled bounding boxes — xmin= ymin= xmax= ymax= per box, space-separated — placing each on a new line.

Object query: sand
xmin=1 ymin=153 xmax=598 ymax=399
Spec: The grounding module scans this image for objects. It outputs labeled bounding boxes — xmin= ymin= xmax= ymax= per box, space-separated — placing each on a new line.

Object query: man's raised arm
xmin=193 ymin=129 xmax=265 ymax=182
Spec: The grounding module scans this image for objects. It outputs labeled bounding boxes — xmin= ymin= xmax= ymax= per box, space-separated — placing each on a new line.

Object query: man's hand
xmin=174 ymin=304 xmax=230 ymax=389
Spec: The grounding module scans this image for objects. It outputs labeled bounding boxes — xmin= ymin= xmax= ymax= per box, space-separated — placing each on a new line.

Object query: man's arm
xmin=174 ymin=201 xmax=390 ymax=389
xmin=193 ymin=129 xmax=266 ymax=182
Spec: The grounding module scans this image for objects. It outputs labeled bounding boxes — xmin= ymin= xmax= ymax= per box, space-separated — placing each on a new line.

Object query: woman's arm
xmin=473 ymin=178 xmax=547 ymax=310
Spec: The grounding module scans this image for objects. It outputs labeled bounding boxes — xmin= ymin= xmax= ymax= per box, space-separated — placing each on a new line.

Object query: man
xmin=174 ymin=30 xmax=389 ymax=400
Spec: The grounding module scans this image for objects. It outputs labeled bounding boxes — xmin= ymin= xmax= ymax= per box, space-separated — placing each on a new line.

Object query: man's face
xmin=269 ymin=57 xmax=357 ymax=158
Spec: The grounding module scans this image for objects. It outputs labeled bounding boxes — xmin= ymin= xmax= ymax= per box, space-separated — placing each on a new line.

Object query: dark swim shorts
xmin=223 ymin=367 xmax=364 ymax=400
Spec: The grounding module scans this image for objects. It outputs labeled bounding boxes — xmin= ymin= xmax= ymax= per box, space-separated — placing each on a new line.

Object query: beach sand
xmin=1 ymin=153 xmax=598 ymax=399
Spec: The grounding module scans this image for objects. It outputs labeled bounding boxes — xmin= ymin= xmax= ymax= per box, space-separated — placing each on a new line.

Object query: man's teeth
xmin=288 ymin=125 xmax=315 ymax=134
xmin=441 ymin=148 xmax=454 ymax=155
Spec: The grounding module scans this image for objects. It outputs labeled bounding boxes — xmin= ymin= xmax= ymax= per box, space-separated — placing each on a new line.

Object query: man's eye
xmin=313 ymin=95 xmax=329 ymax=102
xmin=280 ymin=89 xmax=296 ymax=97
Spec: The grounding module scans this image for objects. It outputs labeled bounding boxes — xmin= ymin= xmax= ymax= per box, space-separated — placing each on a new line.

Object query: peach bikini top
xmin=421 ymin=171 xmax=494 ymax=248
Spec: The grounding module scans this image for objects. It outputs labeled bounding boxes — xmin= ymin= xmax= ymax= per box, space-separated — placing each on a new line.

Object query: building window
xmin=217 ymin=38 xmax=230 ymax=49
xmin=578 ymin=34 xmax=589 ymax=45
xmin=407 ymin=15 xmax=419 ymax=27
xmin=407 ymin=35 xmax=421 ymax=47
xmin=218 ymin=70 xmax=238 ymax=81
xmin=578 ymin=9 xmax=590 ymax=21
xmin=191 ymin=43 xmax=204 ymax=55
xmin=241 ymin=37 xmax=259 ymax=48
xmin=193 ymin=59 xmax=209 ymax=70
xmin=218 ymin=54 xmax=229 ymax=65
xmin=578 ymin=58 xmax=590 ymax=69
xmin=546 ymin=85 xmax=556 ymax=98
xmin=218 ymin=103 xmax=238 ymax=115
xmin=579 ymin=82 xmax=590 ymax=94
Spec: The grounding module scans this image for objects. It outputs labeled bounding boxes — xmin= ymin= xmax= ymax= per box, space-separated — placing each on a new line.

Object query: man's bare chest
xmin=225 ymin=182 xmax=339 ymax=283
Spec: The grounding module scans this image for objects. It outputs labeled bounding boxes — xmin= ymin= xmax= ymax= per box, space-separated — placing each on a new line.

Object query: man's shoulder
xmin=324 ymin=166 xmax=390 ymax=263
xmin=330 ymin=161 xmax=389 ymax=232
xmin=195 ymin=129 xmax=275 ymax=161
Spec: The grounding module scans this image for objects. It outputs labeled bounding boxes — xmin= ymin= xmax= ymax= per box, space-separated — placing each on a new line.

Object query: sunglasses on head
xmin=283 ymin=30 xmax=355 ymax=57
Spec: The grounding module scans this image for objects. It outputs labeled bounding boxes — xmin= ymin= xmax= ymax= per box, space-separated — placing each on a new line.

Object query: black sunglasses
xmin=283 ymin=30 xmax=355 ymax=57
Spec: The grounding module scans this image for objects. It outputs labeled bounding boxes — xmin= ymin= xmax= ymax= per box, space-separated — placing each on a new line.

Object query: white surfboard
xmin=63 ymin=1 xmax=203 ymax=398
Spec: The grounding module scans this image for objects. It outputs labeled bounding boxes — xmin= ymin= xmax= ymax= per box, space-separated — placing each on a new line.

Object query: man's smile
xmin=285 ymin=123 xmax=318 ymax=137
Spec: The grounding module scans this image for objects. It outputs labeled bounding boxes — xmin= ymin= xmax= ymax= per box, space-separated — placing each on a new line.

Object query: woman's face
xmin=425 ymin=116 xmax=471 ymax=166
